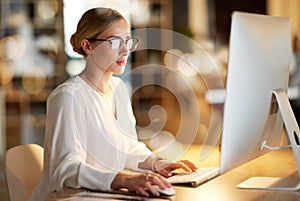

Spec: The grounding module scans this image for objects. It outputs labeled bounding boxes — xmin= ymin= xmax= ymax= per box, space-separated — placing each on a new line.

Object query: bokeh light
xmin=0 ymin=60 xmax=14 ymax=85
xmin=177 ymin=53 xmax=198 ymax=77
xmin=22 ymin=67 xmax=46 ymax=95
xmin=66 ymin=59 xmax=85 ymax=76
xmin=36 ymin=35 xmax=59 ymax=55
xmin=0 ymin=35 xmax=27 ymax=61
xmin=164 ymin=48 xmax=183 ymax=70
xmin=37 ymin=0 xmax=58 ymax=20
xmin=188 ymin=52 xmax=214 ymax=75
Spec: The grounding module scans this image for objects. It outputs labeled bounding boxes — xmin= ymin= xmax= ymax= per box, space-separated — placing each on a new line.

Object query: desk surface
xmin=46 ymin=145 xmax=300 ymax=201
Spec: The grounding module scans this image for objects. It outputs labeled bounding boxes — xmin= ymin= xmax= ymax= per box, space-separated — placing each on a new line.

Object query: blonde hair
xmin=70 ymin=7 xmax=125 ymax=57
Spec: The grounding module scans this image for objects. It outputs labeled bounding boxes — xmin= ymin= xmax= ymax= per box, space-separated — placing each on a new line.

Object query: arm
xmin=45 ymin=90 xmax=116 ymax=191
xmin=114 ymin=78 xmax=197 ymax=175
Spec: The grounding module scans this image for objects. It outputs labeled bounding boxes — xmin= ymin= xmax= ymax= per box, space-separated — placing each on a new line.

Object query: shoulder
xmin=47 ymin=76 xmax=86 ymax=104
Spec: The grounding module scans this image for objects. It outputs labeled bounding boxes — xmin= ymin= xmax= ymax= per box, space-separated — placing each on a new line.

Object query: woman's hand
xmin=154 ymin=159 xmax=198 ymax=177
xmin=111 ymin=172 xmax=172 ymax=197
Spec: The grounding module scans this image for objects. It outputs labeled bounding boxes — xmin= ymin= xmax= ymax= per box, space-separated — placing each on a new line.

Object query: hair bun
xmin=70 ymin=33 xmax=84 ymax=56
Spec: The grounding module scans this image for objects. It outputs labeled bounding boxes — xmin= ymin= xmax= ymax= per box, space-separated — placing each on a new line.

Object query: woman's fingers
xmin=133 ymin=173 xmax=172 ymax=197
xmin=150 ymin=173 xmax=172 ymax=188
xmin=157 ymin=168 xmax=172 ymax=177
xmin=144 ymin=180 xmax=159 ymax=196
xmin=129 ymin=160 xmax=198 ymax=196
xmin=180 ymin=160 xmax=198 ymax=171
xmin=137 ymin=186 xmax=149 ymax=197
xmin=166 ymin=161 xmax=193 ymax=172
xmin=154 ymin=159 xmax=198 ymax=178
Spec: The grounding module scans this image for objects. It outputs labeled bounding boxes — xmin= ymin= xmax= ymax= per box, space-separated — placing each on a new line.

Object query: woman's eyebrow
xmin=107 ymin=33 xmax=131 ymax=39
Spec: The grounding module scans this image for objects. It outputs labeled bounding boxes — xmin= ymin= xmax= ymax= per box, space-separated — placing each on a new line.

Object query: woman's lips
xmin=116 ymin=59 xmax=126 ymax=66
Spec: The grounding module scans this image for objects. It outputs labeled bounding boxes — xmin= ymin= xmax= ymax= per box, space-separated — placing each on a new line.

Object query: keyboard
xmin=166 ymin=167 xmax=220 ymax=187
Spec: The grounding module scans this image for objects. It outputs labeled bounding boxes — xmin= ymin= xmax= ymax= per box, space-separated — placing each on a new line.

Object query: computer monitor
xmin=220 ymin=11 xmax=300 ymax=190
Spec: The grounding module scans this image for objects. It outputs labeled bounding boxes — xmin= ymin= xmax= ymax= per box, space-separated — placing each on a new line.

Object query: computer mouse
xmin=153 ymin=186 xmax=176 ymax=196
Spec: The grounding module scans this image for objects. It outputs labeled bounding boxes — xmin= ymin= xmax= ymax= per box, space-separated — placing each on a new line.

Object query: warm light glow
xmin=36 ymin=35 xmax=59 ymax=55
xmin=7 ymin=13 xmax=27 ymax=27
xmin=188 ymin=52 xmax=214 ymax=75
xmin=164 ymin=48 xmax=183 ymax=70
xmin=37 ymin=0 xmax=58 ymax=20
xmin=177 ymin=54 xmax=198 ymax=77
xmin=0 ymin=60 xmax=14 ymax=85
xmin=130 ymin=0 xmax=150 ymax=26
xmin=66 ymin=59 xmax=85 ymax=76
xmin=22 ymin=67 xmax=46 ymax=95
xmin=0 ymin=35 xmax=27 ymax=60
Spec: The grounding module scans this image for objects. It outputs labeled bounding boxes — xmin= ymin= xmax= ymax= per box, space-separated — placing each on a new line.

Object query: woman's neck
xmin=81 ymin=68 xmax=113 ymax=94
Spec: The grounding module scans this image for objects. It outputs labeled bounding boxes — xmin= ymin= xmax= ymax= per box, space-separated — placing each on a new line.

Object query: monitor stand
xmin=237 ymin=89 xmax=300 ymax=191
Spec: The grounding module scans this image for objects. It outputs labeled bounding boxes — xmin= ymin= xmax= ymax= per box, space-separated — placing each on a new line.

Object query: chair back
xmin=5 ymin=144 xmax=44 ymax=201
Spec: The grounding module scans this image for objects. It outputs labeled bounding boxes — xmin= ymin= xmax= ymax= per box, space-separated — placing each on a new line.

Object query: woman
xmin=29 ymin=7 xmax=197 ymax=200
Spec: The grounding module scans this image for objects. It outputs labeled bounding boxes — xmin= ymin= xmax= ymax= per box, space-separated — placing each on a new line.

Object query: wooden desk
xmin=175 ymin=146 xmax=299 ymax=201
xmin=46 ymin=145 xmax=300 ymax=201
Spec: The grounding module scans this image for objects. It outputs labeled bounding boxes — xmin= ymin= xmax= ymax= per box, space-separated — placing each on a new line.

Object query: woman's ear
xmin=81 ymin=39 xmax=92 ymax=55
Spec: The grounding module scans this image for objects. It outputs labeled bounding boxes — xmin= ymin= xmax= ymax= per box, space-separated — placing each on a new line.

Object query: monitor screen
xmin=220 ymin=11 xmax=292 ymax=174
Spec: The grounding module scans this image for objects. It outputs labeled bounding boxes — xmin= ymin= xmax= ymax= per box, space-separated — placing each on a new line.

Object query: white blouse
xmin=28 ymin=75 xmax=153 ymax=201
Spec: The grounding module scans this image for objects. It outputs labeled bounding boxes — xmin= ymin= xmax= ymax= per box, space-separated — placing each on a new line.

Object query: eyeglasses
xmin=88 ymin=36 xmax=139 ymax=52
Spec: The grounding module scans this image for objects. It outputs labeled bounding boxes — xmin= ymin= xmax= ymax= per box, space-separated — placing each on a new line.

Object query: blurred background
xmin=0 ymin=0 xmax=300 ymax=200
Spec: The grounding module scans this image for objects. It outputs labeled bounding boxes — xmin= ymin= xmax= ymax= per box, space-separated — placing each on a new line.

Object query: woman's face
xmin=87 ymin=19 xmax=131 ymax=75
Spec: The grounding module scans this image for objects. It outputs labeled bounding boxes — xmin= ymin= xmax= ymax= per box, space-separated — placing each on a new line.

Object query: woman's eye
xmin=110 ymin=39 xmax=121 ymax=49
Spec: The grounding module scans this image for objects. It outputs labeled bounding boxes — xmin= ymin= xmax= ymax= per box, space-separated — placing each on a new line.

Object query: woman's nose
xmin=119 ymin=43 xmax=129 ymax=55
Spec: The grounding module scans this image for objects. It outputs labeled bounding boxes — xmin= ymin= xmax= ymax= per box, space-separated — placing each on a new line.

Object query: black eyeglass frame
xmin=87 ymin=36 xmax=139 ymax=51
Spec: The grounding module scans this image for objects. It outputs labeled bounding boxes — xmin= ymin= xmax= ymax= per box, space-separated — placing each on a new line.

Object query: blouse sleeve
xmin=44 ymin=90 xmax=116 ymax=191
xmin=125 ymin=139 xmax=153 ymax=170
xmin=115 ymin=79 xmax=154 ymax=170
